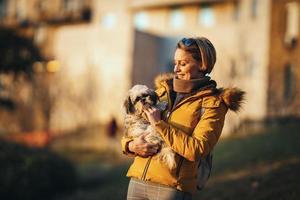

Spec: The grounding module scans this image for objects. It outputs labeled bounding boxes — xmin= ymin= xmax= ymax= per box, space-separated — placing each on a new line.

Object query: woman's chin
xmin=177 ymin=75 xmax=185 ymax=80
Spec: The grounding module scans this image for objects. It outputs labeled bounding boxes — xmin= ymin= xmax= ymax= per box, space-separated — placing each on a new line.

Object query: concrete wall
xmin=48 ymin=0 xmax=134 ymax=132
xmin=233 ymin=0 xmax=271 ymax=121
xmin=268 ymin=0 xmax=300 ymax=118
xmin=132 ymin=31 xmax=179 ymax=88
xmin=1 ymin=0 xmax=91 ymax=25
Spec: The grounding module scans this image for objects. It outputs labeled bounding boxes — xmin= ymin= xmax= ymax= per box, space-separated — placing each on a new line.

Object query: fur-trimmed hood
xmin=218 ymin=87 xmax=245 ymax=112
xmin=154 ymin=73 xmax=174 ymax=89
xmin=154 ymin=73 xmax=245 ymax=112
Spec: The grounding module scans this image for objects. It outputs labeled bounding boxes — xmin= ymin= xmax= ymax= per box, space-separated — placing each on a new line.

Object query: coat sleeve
xmin=154 ymin=102 xmax=228 ymax=162
xmin=121 ymin=136 xmax=135 ymax=157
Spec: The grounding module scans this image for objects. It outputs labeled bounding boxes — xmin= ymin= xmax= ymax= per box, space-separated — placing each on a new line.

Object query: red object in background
xmin=1 ymin=131 xmax=51 ymax=148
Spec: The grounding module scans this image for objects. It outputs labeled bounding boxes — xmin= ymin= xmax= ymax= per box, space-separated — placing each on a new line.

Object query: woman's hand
xmin=128 ymin=133 xmax=159 ymax=157
xmin=144 ymin=106 xmax=162 ymax=126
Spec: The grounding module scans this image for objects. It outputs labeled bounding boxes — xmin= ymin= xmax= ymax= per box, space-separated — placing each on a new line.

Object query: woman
xmin=121 ymin=37 xmax=245 ymax=200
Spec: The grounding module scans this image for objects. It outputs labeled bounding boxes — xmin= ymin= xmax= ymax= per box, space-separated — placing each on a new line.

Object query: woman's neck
xmin=173 ymin=76 xmax=211 ymax=93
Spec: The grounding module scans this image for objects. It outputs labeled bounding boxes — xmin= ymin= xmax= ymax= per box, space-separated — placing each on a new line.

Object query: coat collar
xmin=155 ymin=73 xmax=245 ymax=112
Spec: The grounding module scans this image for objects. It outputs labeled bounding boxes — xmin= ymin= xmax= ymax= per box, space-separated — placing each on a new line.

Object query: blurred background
xmin=0 ymin=0 xmax=299 ymax=199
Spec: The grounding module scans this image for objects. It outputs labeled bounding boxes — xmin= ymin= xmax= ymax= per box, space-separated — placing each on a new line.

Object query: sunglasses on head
xmin=181 ymin=38 xmax=196 ymax=47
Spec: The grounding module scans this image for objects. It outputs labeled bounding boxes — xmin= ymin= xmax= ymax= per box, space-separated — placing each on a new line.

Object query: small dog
xmin=123 ymin=85 xmax=176 ymax=169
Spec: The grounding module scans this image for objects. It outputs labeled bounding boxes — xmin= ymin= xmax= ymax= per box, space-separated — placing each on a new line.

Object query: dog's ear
xmin=124 ymin=96 xmax=135 ymax=114
xmin=149 ymin=90 xmax=158 ymax=105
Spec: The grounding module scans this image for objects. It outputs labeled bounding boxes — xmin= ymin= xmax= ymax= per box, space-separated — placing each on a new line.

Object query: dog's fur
xmin=123 ymin=85 xmax=176 ymax=169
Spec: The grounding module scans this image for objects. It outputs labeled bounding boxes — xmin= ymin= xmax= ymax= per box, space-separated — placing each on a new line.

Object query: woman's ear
xmin=196 ymin=69 xmax=205 ymax=78
xmin=124 ymin=96 xmax=135 ymax=114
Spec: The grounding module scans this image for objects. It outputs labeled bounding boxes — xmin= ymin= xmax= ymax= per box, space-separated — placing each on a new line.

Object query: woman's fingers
xmin=138 ymin=145 xmax=157 ymax=157
xmin=143 ymin=106 xmax=161 ymax=125
xmin=137 ymin=143 xmax=159 ymax=156
xmin=144 ymin=106 xmax=156 ymax=113
xmin=142 ymin=105 xmax=153 ymax=113
xmin=146 ymin=143 xmax=159 ymax=150
xmin=143 ymin=108 xmax=150 ymax=114
xmin=140 ymin=132 xmax=150 ymax=141
xmin=131 ymin=134 xmax=160 ymax=157
xmin=143 ymin=104 xmax=150 ymax=110
xmin=145 ymin=143 xmax=159 ymax=154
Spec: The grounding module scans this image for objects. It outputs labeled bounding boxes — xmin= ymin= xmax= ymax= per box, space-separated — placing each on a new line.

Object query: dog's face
xmin=124 ymin=85 xmax=158 ymax=115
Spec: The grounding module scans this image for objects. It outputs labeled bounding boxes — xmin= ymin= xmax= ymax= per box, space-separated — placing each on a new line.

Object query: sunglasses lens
xmin=182 ymin=38 xmax=194 ymax=46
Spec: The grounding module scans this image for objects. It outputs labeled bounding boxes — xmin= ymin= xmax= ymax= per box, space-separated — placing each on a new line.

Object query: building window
xmin=16 ymin=0 xmax=27 ymax=21
xmin=64 ymin=0 xmax=72 ymax=12
xmin=284 ymin=64 xmax=296 ymax=100
xmin=134 ymin=11 xmax=149 ymax=31
xmin=251 ymin=0 xmax=258 ymax=19
xmin=230 ymin=59 xmax=237 ymax=78
xmin=0 ymin=0 xmax=6 ymax=19
xmin=63 ymin=0 xmax=79 ymax=13
xmin=101 ymin=13 xmax=117 ymax=29
xmin=34 ymin=26 xmax=47 ymax=45
xmin=38 ymin=1 xmax=48 ymax=12
xmin=284 ymin=2 xmax=299 ymax=48
xmin=169 ymin=8 xmax=185 ymax=29
xmin=198 ymin=4 xmax=215 ymax=27
xmin=246 ymin=55 xmax=256 ymax=76
xmin=233 ymin=0 xmax=240 ymax=21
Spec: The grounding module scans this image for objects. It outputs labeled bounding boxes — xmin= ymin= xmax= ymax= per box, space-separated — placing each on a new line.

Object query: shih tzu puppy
xmin=123 ymin=85 xmax=176 ymax=169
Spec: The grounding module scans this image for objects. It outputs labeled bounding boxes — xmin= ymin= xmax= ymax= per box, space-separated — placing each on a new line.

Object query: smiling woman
xmin=122 ymin=37 xmax=245 ymax=200
xmin=174 ymin=48 xmax=202 ymax=80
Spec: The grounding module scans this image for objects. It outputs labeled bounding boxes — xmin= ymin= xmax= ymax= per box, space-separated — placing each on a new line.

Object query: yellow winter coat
xmin=121 ymin=74 xmax=245 ymax=194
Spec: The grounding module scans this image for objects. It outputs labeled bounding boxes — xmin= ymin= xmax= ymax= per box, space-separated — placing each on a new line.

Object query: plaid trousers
xmin=127 ymin=178 xmax=192 ymax=200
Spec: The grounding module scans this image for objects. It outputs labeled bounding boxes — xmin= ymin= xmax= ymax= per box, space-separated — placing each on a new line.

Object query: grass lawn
xmin=197 ymin=123 xmax=300 ymax=200
xmin=54 ymin=124 xmax=300 ymax=200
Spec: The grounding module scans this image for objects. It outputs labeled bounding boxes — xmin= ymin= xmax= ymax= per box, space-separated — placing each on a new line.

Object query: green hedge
xmin=0 ymin=140 xmax=78 ymax=200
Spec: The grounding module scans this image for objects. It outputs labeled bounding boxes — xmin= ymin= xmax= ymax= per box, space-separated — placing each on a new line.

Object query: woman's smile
xmin=174 ymin=49 xmax=204 ymax=80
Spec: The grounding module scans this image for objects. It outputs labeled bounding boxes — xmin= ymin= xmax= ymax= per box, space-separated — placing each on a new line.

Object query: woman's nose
xmin=174 ymin=64 xmax=180 ymax=73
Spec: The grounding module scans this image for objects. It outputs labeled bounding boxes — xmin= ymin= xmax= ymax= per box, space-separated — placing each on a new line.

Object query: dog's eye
xmin=133 ymin=97 xmax=141 ymax=104
xmin=141 ymin=94 xmax=148 ymax=98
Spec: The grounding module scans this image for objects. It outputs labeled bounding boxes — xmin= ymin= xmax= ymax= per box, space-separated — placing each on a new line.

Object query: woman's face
xmin=174 ymin=48 xmax=203 ymax=80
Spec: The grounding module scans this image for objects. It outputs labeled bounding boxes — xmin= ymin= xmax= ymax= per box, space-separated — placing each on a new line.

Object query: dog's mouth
xmin=136 ymin=103 xmax=152 ymax=121
xmin=137 ymin=99 xmax=152 ymax=108
xmin=142 ymin=101 xmax=152 ymax=108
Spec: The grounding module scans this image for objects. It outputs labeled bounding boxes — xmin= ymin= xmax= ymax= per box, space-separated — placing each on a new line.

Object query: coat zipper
xmin=140 ymin=84 xmax=171 ymax=181
xmin=161 ymin=83 xmax=210 ymax=178
xmin=176 ymin=157 xmax=184 ymax=177
xmin=141 ymin=157 xmax=152 ymax=180
xmin=141 ymin=83 xmax=171 ymax=181
xmin=163 ymin=85 xmax=185 ymax=178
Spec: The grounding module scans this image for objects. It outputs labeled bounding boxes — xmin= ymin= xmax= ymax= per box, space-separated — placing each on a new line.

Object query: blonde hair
xmin=177 ymin=37 xmax=216 ymax=74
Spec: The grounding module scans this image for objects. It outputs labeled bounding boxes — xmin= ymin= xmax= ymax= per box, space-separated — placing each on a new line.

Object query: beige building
xmin=129 ymin=0 xmax=300 ymax=135
xmin=0 ymin=0 xmax=299 ymax=135
xmin=0 ymin=0 xmax=134 ymax=133
xmin=49 ymin=0 xmax=133 ymax=131
xmin=268 ymin=0 xmax=300 ymax=119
